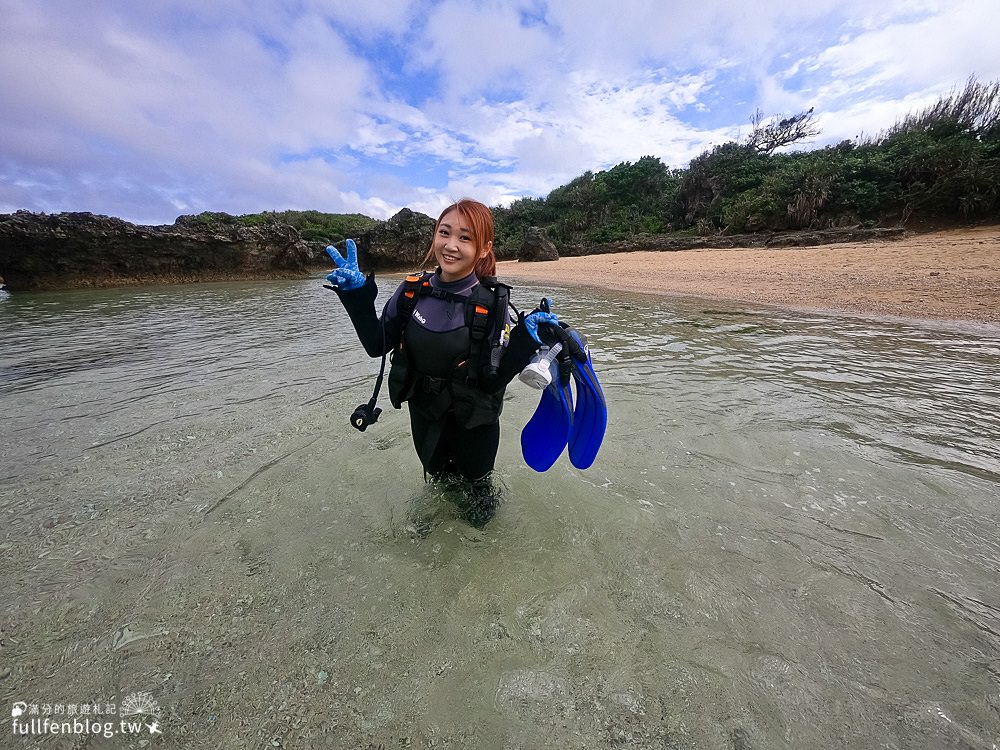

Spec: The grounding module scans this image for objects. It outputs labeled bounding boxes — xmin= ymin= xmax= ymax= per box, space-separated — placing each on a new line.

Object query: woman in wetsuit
xmin=326 ymin=199 xmax=557 ymax=515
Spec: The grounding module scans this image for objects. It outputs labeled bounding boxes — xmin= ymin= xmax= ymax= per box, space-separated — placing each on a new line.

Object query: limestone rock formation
xmin=0 ymin=211 xmax=313 ymax=291
xmin=353 ymin=208 xmax=436 ymax=271
xmin=518 ymin=227 xmax=559 ymax=262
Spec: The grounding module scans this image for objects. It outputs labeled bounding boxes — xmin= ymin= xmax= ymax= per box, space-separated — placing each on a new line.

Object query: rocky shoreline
xmin=0 ymin=211 xmax=314 ymax=291
xmin=1 ymin=208 xmax=914 ymax=292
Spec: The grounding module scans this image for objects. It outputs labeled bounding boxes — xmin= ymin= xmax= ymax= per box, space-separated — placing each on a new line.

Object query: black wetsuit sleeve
xmin=332 ymin=274 xmax=404 ymax=358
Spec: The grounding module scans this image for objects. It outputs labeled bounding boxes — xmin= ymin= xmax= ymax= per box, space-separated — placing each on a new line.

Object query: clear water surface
xmin=1 ymin=277 xmax=998 ymax=749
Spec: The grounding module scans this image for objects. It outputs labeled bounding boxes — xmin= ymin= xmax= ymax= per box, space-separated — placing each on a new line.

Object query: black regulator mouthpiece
xmin=351 ymin=399 xmax=382 ymax=432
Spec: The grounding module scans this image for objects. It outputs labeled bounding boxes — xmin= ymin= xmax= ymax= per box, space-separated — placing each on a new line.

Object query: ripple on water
xmin=3 ymin=279 xmax=1000 ymax=746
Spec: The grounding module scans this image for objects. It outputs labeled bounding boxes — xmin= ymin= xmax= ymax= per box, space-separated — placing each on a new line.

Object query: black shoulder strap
xmin=395 ymin=271 xmax=433 ymax=341
xmin=487 ymin=282 xmax=510 ymax=377
xmin=464 ymin=279 xmax=511 ymax=383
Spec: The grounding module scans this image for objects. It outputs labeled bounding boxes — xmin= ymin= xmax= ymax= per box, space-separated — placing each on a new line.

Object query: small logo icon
xmin=120 ymin=691 xmax=160 ymax=718
xmin=120 ymin=692 xmax=163 ymax=736
xmin=11 ymin=702 xmax=27 ymax=718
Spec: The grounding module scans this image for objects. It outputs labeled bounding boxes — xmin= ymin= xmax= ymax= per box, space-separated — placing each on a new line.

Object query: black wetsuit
xmin=335 ymin=270 xmax=539 ymax=481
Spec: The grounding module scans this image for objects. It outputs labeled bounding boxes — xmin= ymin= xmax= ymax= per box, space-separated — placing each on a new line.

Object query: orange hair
xmin=423 ymin=198 xmax=497 ymax=279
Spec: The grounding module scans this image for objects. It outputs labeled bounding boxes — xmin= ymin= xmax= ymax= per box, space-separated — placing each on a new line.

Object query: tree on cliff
xmin=745 ymin=108 xmax=820 ymax=154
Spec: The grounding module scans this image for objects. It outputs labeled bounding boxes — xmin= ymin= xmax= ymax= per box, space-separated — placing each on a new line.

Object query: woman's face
xmin=433 ymin=209 xmax=484 ymax=281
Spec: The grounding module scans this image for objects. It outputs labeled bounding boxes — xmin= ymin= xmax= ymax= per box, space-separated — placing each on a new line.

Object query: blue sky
xmin=2 ymin=0 xmax=998 ymax=225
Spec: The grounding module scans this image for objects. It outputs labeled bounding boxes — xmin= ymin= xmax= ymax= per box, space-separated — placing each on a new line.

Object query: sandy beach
xmin=498 ymin=225 xmax=1000 ymax=324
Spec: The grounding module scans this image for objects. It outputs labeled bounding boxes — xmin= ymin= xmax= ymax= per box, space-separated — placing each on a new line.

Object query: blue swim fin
xmin=521 ymin=354 xmax=574 ymax=472
xmin=567 ymin=331 xmax=607 ymax=470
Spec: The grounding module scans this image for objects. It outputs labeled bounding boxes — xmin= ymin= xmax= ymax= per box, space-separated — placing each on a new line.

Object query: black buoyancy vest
xmin=387 ymin=272 xmax=511 ymax=428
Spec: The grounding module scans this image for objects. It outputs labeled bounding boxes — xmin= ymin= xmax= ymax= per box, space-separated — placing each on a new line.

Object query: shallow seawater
xmin=1 ymin=277 xmax=998 ymax=749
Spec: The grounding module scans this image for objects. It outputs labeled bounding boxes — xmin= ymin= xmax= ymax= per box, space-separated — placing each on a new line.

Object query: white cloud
xmin=811 ymin=0 xmax=1000 ymax=95
xmin=813 ymin=92 xmax=940 ymax=146
xmin=435 ymin=69 xmax=726 ymax=195
xmin=414 ymin=0 xmax=554 ymax=101
xmin=1 ymin=0 xmax=998 ymax=223
xmin=300 ymin=0 xmax=419 ymax=38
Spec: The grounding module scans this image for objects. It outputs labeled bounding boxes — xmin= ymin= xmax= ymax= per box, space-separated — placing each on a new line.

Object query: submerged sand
xmin=498 ymin=226 xmax=1000 ymax=323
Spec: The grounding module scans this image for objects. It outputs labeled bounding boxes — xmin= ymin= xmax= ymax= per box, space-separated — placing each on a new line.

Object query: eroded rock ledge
xmin=0 ymin=211 xmax=313 ymax=291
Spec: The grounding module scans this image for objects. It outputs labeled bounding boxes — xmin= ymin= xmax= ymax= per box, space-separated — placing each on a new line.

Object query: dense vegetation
xmin=187 ymin=210 xmax=378 ymax=246
xmin=493 ymin=77 xmax=1000 ymax=249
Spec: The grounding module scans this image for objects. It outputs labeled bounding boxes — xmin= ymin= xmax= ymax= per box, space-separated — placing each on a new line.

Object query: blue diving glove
xmin=324 ymin=238 xmax=366 ymax=291
xmin=525 ymin=298 xmax=588 ymax=362
xmin=524 ymin=297 xmax=560 ymax=344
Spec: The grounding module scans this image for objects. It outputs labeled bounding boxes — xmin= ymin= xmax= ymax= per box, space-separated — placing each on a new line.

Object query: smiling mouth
xmin=441 ymin=255 xmax=460 ymax=263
